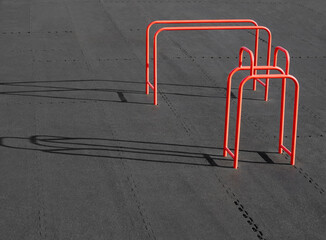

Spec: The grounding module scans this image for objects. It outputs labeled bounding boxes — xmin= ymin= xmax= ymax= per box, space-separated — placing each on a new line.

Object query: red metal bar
xmin=223 ymin=64 xmax=285 ymax=160
xmin=145 ymin=19 xmax=260 ymax=95
xmin=148 ymin=82 xmax=154 ymax=90
xmin=238 ymin=47 xmax=254 ymax=75
xmin=223 ymin=47 xmax=254 ymax=161
xmin=274 ymin=46 xmax=290 ymax=75
xmin=152 ymin=26 xmax=272 ymax=105
xmin=261 ymin=47 xmax=290 ymax=103
xmin=225 ymin=147 xmax=235 ymax=159
xmin=280 ymin=145 xmax=292 ymax=156
xmin=224 ymin=74 xmax=299 ymax=169
xmin=256 ymin=78 xmax=266 ymax=87
xmin=274 ymin=47 xmax=291 ymax=154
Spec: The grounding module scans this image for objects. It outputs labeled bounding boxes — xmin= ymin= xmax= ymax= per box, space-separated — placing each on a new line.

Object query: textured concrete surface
xmin=0 ymin=0 xmax=325 ymax=239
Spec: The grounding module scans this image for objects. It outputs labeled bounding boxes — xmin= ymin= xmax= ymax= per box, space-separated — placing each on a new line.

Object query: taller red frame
xmin=145 ymin=20 xmax=272 ymax=105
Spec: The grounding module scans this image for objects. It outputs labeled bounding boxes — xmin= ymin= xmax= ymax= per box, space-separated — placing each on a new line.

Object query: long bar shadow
xmin=0 ymin=79 xmax=263 ymax=102
xmin=0 ymin=79 xmax=226 ymax=90
xmin=0 ymin=135 xmax=287 ymax=168
xmin=0 ymin=81 xmax=150 ymax=105
xmin=0 ymin=83 xmax=226 ymax=100
xmin=0 ymin=78 xmax=262 ymax=92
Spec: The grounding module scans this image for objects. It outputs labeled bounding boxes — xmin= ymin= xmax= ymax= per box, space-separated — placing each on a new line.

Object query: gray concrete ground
xmin=0 ymin=0 xmax=325 ymax=239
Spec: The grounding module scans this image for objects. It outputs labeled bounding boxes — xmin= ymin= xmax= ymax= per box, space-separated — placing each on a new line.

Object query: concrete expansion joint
xmin=247 ymin=31 xmax=275 ymax=48
xmin=98 ymin=57 xmax=136 ymax=62
xmin=291 ymin=56 xmax=326 ymax=59
xmin=273 ymin=134 xmax=323 ymax=139
xmin=287 ymin=158 xmax=325 ymax=195
xmin=10 ymin=48 xmax=65 ymax=53
xmin=160 ymin=91 xmax=193 ymax=136
xmin=108 ymin=126 xmax=157 ymax=239
xmin=0 ymin=30 xmax=73 ymax=35
xmin=217 ymin=174 xmax=267 ymax=240
xmin=32 ymin=59 xmax=81 ymax=63
xmin=34 ymin=157 xmax=48 ymax=240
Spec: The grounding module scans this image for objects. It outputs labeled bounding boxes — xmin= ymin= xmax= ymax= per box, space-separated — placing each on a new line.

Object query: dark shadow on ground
xmin=0 ymin=79 xmax=265 ymax=102
xmin=0 ymin=135 xmax=288 ymax=168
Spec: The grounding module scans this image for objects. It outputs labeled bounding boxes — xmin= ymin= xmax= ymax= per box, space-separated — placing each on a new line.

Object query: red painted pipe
xmin=145 ymin=19 xmax=260 ymax=95
xmin=152 ymin=25 xmax=272 ymax=105
xmin=273 ymin=47 xmax=290 ymax=154
xmin=224 ymin=73 xmax=299 ymax=169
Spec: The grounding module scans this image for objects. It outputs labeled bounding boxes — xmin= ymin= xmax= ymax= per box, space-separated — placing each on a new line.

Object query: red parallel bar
xmin=145 ymin=19 xmax=260 ymax=95
xmin=256 ymin=78 xmax=266 ymax=86
xmin=274 ymin=47 xmax=291 ymax=155
xmin=224 ymin=73 xmax=299 ymax=168
xmin=152 ymin=26 xmax=272 ymax=105
xmin=223 ymin=47 xmax=254 ymax=163
xmin=223 ymin=65 xmax=286 ymax=161
xmin=280 ymin=145 xmax=292 ymax=156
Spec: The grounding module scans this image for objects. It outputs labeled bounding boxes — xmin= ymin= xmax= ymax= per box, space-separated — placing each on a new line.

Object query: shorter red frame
xmin=223 ymin=47 xmax=299 ymax=169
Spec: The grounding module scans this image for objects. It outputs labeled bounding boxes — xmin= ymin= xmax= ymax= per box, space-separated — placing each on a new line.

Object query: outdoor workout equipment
xmin=144 ymin=20 xmax=299 ymax=169
xmin=146 ymin=20 xmax=272 ymax=105
xmin=223 ymin=46 xmax=299 ymax=169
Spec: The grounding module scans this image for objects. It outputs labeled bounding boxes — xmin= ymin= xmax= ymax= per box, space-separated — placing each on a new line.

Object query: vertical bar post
xmin=153 ymin=32 xmax=159 ymax=105
xmin=146 ymin=24 xmax=150 ymax=94
xmin=233 ymin=80 xmax=246 ymax=169
xmin=253 ymin=29 xmax=259 ymax=90
xmin=290 ymin=81 xmax=299 ymax=165
xmin=279 ymin=78 xmax=286 ymax=153
xmin=264 ymin=30 xmax=272 ymax=101
xmin=223 ymin=70 xmax=237 ymax=157
xmin=274 ymin=47 xmax=290 ymax=153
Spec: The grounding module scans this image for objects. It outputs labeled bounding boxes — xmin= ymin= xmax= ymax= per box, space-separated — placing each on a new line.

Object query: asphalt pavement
xmin=0 ymin=0 xmax=325 ymax=239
